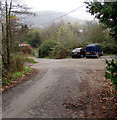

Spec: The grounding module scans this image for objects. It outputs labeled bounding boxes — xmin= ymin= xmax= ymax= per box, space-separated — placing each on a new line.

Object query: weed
xmin=25 ymin=57 xmax=38 ymax=63
xmin=105 ymin=59 xmax=117 ymax=92
xmin=2 ymin=67 xmax=32 ymax=86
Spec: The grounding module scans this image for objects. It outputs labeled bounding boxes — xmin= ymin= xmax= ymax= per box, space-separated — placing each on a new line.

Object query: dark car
xmin=85 ymin=44 xmax=103 ymax=58
xmin=72 ymin=48 xmax=85 ymax=58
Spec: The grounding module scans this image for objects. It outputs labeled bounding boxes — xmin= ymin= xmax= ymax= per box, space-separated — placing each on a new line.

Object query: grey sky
xmin=24 ymin=0 xmax=95 ymax=20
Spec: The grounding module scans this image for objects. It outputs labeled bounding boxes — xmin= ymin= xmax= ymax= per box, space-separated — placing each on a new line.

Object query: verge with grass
xmin=25 ymin=57 xmax=38 ymax=63
xmin=2 ymin=67 xmax=32 ymax=86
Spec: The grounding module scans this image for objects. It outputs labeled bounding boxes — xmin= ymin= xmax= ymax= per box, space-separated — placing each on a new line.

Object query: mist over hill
xmin=21 ymin=11 xmax=83 ymax=28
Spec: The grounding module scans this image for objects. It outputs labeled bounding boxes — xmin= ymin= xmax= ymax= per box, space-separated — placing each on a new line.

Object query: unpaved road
xmin=2 ymin=56 xmax=116 ymax=118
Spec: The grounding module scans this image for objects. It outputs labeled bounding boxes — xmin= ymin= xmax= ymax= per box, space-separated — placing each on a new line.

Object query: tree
xmin=19 ymin=24 xmax=29 ymax=43
xmin=40 ymin=22 xmax=61 ymax=43
xmin=85 ymin=1 xmax=117 ymax=40
xmin=50 ymin=22 xmax=78 ymax=50
xmin=85 ymin=1 xmax=117 ymax=92
xmin=1 ymin=0 xmax=34 ymax=70
xmin=80 ymin=21 xmax=110 ymax=44
xmin=28 ymin=30 xmax=41 ymax=48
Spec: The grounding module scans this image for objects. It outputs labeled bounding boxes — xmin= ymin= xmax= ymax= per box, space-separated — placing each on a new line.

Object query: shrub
xmin=49 ymin=45 xmax=69 ymax=59
xmin=24 ymin=57 xmax=38 ymax=63
xmin=19 ymin=44 xmax=33 ymax=55
xmin=38 ymin=40 xmax=58 ymax=58
xmin=105 ymin=59 xmax=117 ymax=91
xmin=101 ymin=44 xmax=117 ymax=55
xmin=10 ymin=55 xmax=25 ymax=72
xmin=2 ymin=54 xmax=25 ymax=85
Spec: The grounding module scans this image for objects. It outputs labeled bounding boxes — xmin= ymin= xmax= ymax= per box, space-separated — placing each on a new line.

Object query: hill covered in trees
xmin=21 ymin=11 xmax=86 ymax=27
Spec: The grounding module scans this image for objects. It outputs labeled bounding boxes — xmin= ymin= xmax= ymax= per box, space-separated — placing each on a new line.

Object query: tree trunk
xmin=5 ymin=1 xmax=10 ymax=69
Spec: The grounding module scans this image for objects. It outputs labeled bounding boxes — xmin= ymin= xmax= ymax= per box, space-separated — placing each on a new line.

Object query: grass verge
xmin=11 ymin=67 xmax=32 ymax=80
xmin=25 ymin=57 xmax=38 ymax=63
xmin=2 ymin=67 xmax=32 ymax=86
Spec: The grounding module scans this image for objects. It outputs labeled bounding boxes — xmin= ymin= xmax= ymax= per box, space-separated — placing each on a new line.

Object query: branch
xmin=11 ymin=10 xmax=36 ymax=16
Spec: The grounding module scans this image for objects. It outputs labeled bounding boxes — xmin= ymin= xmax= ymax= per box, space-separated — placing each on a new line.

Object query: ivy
xmin=105 ymin=59 xmax=117 ymax=91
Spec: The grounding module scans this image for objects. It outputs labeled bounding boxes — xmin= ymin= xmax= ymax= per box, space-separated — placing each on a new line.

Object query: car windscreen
xmin=72 ymin=48 xmax=81 ymax=52
xmin=86 ymin=46 xmax=95 ymax=51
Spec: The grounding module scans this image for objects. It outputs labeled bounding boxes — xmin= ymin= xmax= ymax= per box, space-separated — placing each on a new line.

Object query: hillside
xmin=21 ymin=11 xmax=80 ymax=27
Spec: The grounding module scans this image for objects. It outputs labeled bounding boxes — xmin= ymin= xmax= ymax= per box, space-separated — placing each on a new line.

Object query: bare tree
xmin=1 ymin=0 xmax=34 ymax=70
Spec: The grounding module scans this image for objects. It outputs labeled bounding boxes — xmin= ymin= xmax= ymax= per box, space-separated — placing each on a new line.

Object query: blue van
xmin=85 ymin=44 xmax=103 ymax=58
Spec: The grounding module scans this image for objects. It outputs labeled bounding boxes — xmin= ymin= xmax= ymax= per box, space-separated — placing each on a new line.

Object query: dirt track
xmin=2 ymin=56 xmax=117 ymax=118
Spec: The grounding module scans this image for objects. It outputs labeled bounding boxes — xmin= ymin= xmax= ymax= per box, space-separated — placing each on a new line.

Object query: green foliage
xmin=2 ymin=67 xmax=32 ymax=86
xmin=23 ymin=67 xmax=32 ymax=73
xmin=24 ymin=57 xmax=38 ymax=63
xmin=105 ymin=60 xmax=117 ymax=90
xmin=85 ymin=2 xmax=117 ymax=93
xmin=38 ymin=21 xmax=114 ymax=59
xmin=81 ymin=22 xmax=110 ymax=43
xmin=2 ymin=79 xmax=11 ymax=86
xmin=28 ymin=30 xmax=41 ymax=48
xmin=12 ymin=71 xmax=24 ymax=80
xmin=50 ymin=22 xmax=77 ymax=50
xmin=2 ymin=54 xmax=25 ymax=85
xmin=49 ymin=45 xmax=69 ymax=59
xmin=38 ymin=40 xmax=58 ymax=58
xmin=10 ymin=54 xmax=25 ymax=72
xmin=19 ymin=24 xmax=29 ymax=43
xmin=101 ymin=44 xmax=117 ymax=55
xmin=32 ymin=48 xmax=38 ymax=57
xmin=19 ymin=28 xmax=41 ymax=48
xmin=85 ymin=2 xmax=117 ymax=40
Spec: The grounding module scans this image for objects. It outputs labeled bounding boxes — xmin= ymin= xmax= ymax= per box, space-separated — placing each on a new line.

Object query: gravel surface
xmin=2 ymin=56 xmax=117 ymax=118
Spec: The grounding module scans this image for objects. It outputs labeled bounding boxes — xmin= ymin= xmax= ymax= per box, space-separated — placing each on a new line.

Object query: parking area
xmin=3 ymin=55 xmax=116 ymax=118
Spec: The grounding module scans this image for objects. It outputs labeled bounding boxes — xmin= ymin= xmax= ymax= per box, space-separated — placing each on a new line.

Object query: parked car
xmin=85 ymin=44 xmax=103 ymax=58
xmin=71 ymin=48 xmax=85 ymax=58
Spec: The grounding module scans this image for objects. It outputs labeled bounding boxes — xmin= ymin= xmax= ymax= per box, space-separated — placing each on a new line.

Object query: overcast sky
xmin=23 ymin=0 xmax=95 ymax=20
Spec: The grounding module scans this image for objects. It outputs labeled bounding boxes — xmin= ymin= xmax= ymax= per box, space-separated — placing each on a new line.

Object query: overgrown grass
xmin=25 ymin=57 xmax=38 ymax=63
xmin=2 ymin=67 xmax=32 ymax=86
xmin=11 ymin=67 xmax=32 ymax=80
xmin=2 ymin=54 xmax=38 ymax=86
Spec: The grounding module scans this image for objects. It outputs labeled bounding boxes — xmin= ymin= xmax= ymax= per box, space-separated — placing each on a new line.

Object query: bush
xmin=38 ymin=40 xmax=58 ymax=58
xmin=10 ymin=55 xmax=25 ymax=72
xmin=28 ymin=30 xmax=41 ymax=48
xmin=49 ymin=45 xmax=70 ymax=59
xmin=101 ymin=44 xmax=117 ymax=55
xmin=19 ymin=44 xmax=33 ymax=55
xmin=24 ymin=57 xmax=38 ymax=63
xmin=105 ymin=59 xmax=117 ymax=91
xmin=2 ymin=54 xmax=25 ymax=85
